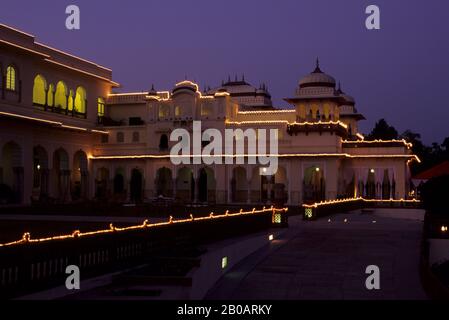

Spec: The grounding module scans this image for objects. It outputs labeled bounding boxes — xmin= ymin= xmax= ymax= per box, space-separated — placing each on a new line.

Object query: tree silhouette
xmin=367 ymin=119 xmax=398 ymax=140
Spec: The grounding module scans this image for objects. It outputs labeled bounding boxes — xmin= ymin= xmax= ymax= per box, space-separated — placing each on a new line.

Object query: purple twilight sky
xmin=1 ymin=0 xmax=448 ymax=144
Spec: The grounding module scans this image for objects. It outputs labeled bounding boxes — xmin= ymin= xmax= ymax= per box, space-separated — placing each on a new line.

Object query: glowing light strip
xmin=61 ymin=125 xmax=88 ymax=131
xmin=302 ymin=197 xmax=420 ymax=208
xmin=0 ymin=207 xmax=287 ymax=248
xmin=226 ymin=120 xmax=349 ymax=129
xmin=108 ymin=92 xmax=149 ymax=97
xmin=44 ymin=59 xmax=120 ymax=86
xmin=356 ymin=133 xmax=365 ymax=140
xmin=91 ymin=129 xmax=109 ymax=135
xmin=35 ymin=42 xmax=112 ymax=71
xmin=90 ymin=153 xmax=420 ymax=162
xmin=237 ymin=110 xmax=296 ymax=115
xmin=0 ymin=111 xmax=108 ymax=134
xmin=0 ymin=111 xmax=62 ymax=125
xmin=343 ymin=139 xmax=413 ymax=149
xmin=0 ymin=39 xmax=50 ymax=58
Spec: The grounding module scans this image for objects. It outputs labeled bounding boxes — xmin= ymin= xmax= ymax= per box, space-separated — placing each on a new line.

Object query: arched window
xmin=68 ymin=89 xmax=74 ymax=111
xmin=158 ymin=105 xmax=169 ymax=119
xmin=55 ymin=81 xmax=68 ymax=109
xmin=175 ymin=106 xmax=182 ymax=117
xmin=75 ymin=86 xmax=87 ymax=114
xmin=47 ymin=84 xmax=54 ymax=107
xmin=159 ymin=134 xmax=169 ymax=151
xmin=97 ymin=97 xmax=105 ymax=117
xmin=6 ymin=66 xmax=16 ymax=91
xmin=132 ymin=132 xmax=140 ymax=142
xmin=117 ymin=132 xmax=124 ymax=143
xmin=33 ymin=75 xmax=47 ymax=105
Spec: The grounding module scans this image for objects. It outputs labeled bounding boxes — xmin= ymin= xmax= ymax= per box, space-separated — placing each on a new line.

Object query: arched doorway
xmin=33 ymin=146 xmax=49 ymax=200
xmin=382 ymin=169 xmax=391 ymax=199
xmin=130 ymin=168 xmax=143 ymax=203
xmin=0 ymin=142 xmax=23 ymax=204
xmin=232 ymin=167 xmax=247 ymax=202
xmin=198 ymin=167 xmax=216 ymax=203
xmin=365 ymin=169 xmax=376 ymax=199
xmin=113 ymin=168 xmax=125 ymax=196
xmin=303 ymin=166 xmax=325 ymax=204
xmin=95 ymin=167 xmax=109 ymax=199
xmin=274 ymin=166 xmax=288 ymax=204
xmin=155 ymin=167 xmax=173 ymax=197
xmin=176 ymin=167 xmax=194 ymax=202
xmin=72 ymin=151 xmax=88 ymax=200
xmin=52 ymin=148 xmax=70 ymax=202
xmin=159 ymin=134 xmax=169 ymax=151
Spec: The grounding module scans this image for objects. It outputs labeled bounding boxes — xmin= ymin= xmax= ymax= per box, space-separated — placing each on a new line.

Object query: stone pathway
xmin=206 ymin=211 xmax=428 ymax=300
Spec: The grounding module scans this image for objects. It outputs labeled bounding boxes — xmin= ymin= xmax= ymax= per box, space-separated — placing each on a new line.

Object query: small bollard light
xmin=441 ymin=225 xmax=448 ymax=233
xmin=268 ymin=234 xmax=274 ymax=241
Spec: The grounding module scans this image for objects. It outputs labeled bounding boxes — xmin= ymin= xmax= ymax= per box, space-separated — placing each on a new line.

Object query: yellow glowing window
xmin=158 ymin=105 xmax=169 ymax=118
xmin=33 ymin=75 xmax=47 ymax=105
xmin=221 ymin=257 xmax=228 ymax=269
xmin=75 ymin=87 xmax=87 ymax=113
xmin=68 ymin=90 xmax=74 ymax=111
xmin=98 ymin=97 xmax=105 ymax=117
xmin=175 ymin=106 xmax=182 ymax=117
xmin=55 ymin=81 xmax=68 ymax=109
xmin=47 ymin=84 xmax=54 ymax=107
xmin=6 ymin=66 xmax=16 ymax=91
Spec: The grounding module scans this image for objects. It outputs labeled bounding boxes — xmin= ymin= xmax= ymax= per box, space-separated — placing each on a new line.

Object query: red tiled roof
xmin=413 ymin=161 xmax=449 ymax=180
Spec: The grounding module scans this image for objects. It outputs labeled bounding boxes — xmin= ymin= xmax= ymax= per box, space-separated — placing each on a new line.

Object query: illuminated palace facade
xmin=0 ymin=24 xmax=418 ymax=206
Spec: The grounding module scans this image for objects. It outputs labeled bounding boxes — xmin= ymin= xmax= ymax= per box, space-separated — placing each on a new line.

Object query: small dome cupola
xmin=299 ymin=59 xmax=336 ymax=89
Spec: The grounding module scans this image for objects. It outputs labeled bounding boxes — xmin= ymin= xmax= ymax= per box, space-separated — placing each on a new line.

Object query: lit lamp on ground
xmin=271 ymin=208 xmax=288 ymax=227
xmin=304 ymin=207 xmax=316 ymax=221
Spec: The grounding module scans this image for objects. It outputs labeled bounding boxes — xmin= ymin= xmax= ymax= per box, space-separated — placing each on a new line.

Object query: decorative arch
xmin=52 ymin=148 xmax=70 ymax=202
xmin=33 ymin=75 xmax=47 ymax=105
xmin=155 ymin=167 xmax=173 ymax=197
xmin=303 ymin=165 xmax=325 ymax=203
xmin=32 ymin=146 xmax=49 ymax=200
xmin=72 ymin=150 xmax=89 ymax=200
xmin=159 ymin=134 xmax=169 ymax=151
xmin=95 ymin=167 xmax=110 ymax=199
xmin=176 ymin=167 xmax=194 ymax=202
xmin=0 ymin=141 xmax=23 ymax=204
xmin=113 ymin=168 xmax=126 ymax=196
xmin=198 ymin=167 xmax=216 ymax=203
xmin=232 ymin=167 xmax=248 ymax=202
xmin=130 ymin=168 xmax=143 ymax=203
xmin=55 ymin=81 xmax=68 ymax=109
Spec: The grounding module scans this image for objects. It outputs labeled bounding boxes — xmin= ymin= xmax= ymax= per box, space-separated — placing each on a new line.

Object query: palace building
xmin=0 ymin=24 xmax=419 ymax=206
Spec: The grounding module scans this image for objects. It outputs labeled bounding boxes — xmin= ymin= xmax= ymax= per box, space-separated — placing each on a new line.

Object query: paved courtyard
xmin=206 ymin=210 xmax=428 ymax=300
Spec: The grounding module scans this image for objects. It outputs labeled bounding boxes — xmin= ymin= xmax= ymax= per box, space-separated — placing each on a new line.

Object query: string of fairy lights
xmin=302 ymin=197 xmax=420 ymax=209
xmin=0 ymin=207 xmax=288 ymax=248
